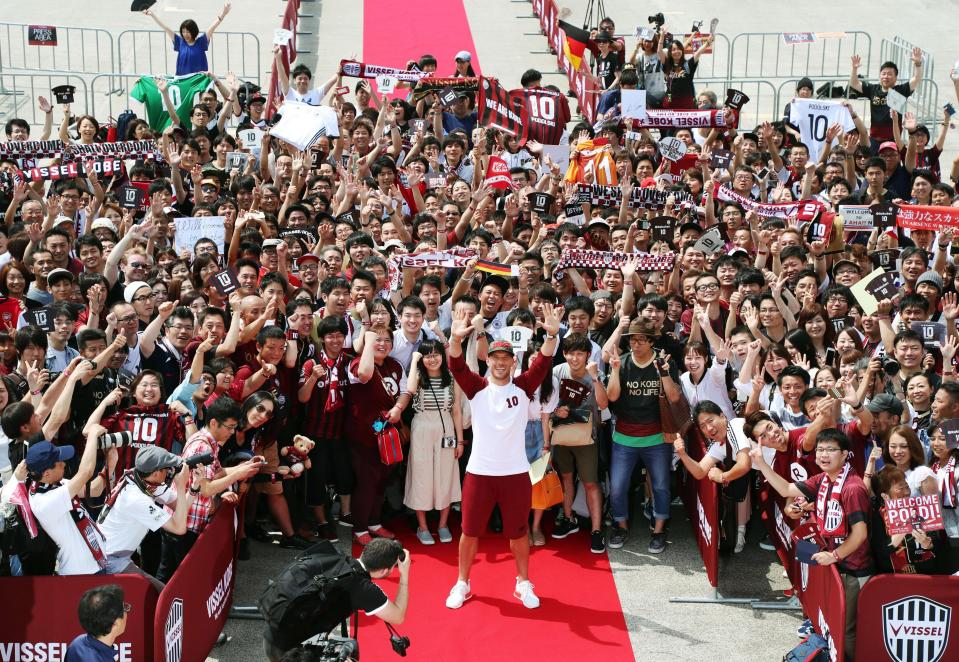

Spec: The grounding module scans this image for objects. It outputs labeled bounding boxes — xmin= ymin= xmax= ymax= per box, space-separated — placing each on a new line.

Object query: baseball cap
xmin=679 ymin=221 xmax=704 ymax=236
xmin=488 ymin=340 xmax=514 ymax=356
xmin=262 ymin=238 xmax=284 ymax=250
xmin=26 ymin=441 xmax=75 ymax=474
xmin=588 ymin=217 xmax=611 ymax=230
xmin=380 ymin=239 xmax=406 ymax=252
xmin=135 ymin=446 xmax=182 ymax=474
xmin=46 ymin=268 xmax=75 ymax=285
xmin=595 ymin=31 xmax=613 ymax=42
xmin=624 ymin=319 xmax=657 ymax=337
xmin=247 ymin=94 xmax=266 ymax=106
xmin=124 ymin=280 xmax=151 ymax=304
xmin=53 ymin=215 xmax=75 ymax=228
xmin=878 ymin=141 xmax=899 ymax=153
xmin=866 ymin=394 xmax=904 ymax=416
xmin=831 ymin=259 xmax=861 ymax=277
xmin=455 ymin=50 xmax=472 ymax=62
xmin=296 ymin=253 xmax=320 ymax=266
xmin=92 ymin=218 xmax=118 ymax=233
xmin=199 ymin=176 xmax=221 ymax=191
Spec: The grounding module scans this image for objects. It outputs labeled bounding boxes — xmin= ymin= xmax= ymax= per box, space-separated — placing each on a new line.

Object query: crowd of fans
xmin=1 ymin=7 xmax=959 ymax=659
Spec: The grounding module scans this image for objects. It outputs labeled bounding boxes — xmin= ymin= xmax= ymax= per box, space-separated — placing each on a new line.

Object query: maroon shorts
xmin=461 ymin=471 xmax=532 ymax=539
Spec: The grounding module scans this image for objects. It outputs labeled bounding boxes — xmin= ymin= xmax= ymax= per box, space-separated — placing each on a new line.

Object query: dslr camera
xmin=98 ymin=430 xmax=132 ymax=450
xmin=648 ymin=12 xmax=665 ymax=28
xmin=302 ymin=633 xmax=358 ymax=661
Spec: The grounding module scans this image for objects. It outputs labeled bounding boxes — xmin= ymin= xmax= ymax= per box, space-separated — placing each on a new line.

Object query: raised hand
xmin=539 ymin=302 xmax=564 ymax=336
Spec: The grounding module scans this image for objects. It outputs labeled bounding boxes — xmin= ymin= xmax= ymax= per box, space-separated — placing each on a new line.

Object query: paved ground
xmin=1 ymin=2 xmax=953 ymax=660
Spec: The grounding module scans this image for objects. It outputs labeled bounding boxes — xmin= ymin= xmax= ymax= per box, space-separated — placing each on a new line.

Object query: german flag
xmin=558 ymin=20 xmax=590 ymax=70
xmin=476 ymin=259 xmax=518 ymax=277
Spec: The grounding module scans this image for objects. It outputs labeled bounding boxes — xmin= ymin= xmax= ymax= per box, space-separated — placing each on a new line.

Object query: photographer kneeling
xmin=262 ymin=538 xmax=411 ymax=661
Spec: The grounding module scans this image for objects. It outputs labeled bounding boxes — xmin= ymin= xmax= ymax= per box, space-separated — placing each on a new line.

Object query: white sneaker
xmin=734 ymin=531 xmax=746 ymax=554
xmin=445 ymin=580 xmax=471 ymax=609
xmin=514 ymin=577 xmax=540 ymax=609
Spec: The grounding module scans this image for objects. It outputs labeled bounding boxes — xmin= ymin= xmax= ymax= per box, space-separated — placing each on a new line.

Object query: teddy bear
xmin=279 ymin=434 xmax=315 ymax=478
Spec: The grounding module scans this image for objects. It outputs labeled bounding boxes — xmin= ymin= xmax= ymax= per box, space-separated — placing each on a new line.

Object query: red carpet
xmin=354 ymin=518 xmax=633 ymax=661
xmin=363 ymin=0 xmax=481 ymax=98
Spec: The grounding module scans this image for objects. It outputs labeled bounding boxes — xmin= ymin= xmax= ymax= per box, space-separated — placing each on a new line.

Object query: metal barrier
xmin=0 ymin=73 xmax=89 ymax=127
xmin=0 ymin=22 xmax=114 ymax=76
xmin=116 ymin=30 xmax=262 ymax=86
xmin=728 ymin=31 xmax=872 ymax=81
xmin=687 ymin=33 xmax=732 ymax=84
xmin=697 ymin=78 xmax=781 ymax=129
xmin=879 ymin=35 xmax=935 ymax=81
xmin=89 ymin=73 xmax=148 ymax=125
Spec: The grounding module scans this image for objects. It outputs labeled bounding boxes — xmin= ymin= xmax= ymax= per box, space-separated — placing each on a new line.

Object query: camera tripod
xmin=581 ymin=0 xmax=607 ymax=30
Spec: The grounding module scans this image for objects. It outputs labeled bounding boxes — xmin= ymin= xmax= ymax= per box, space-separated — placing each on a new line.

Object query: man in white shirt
xmin=444 ymin=303 xmax=562 ymax=610
xmin=99 ymin=446 xmax=193 ymax=590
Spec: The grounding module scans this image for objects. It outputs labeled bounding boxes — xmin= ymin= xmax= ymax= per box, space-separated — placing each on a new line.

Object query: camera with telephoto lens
xmin=98 ymin=430 xmax=132 ymax=449
xmin=880 ymin=356 xmax=900 ymax=376
xmin=302 ymin=633 xmax=358 ymax=661
xmin=184 ymin=451 xmax=214 ymax=468
xmin=648 ymin=12 xmax=665 ymax=28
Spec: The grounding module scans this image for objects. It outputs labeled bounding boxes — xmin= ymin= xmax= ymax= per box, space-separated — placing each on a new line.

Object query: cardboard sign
xmin=830 ymin=316 xmax=853 ymax=334
xmin=52 ymin=84 xmax=75 ymax=105
xmin=724 ymin=88 xmax=750 ymax=111
xmin=883 ymin=495 xmax=945 ymax=535
xmin=939 ymin=419 xmax=959 ymax=450
xmin=864 ymin=271 xmax=899 ymax=301
xmin=850 ymin=267 xmax=891 ymax=315
xmin=563 ymin=202 xmax=585 ymax=226
xmin=376 ymin=75 xmax=397 ymax=94
xmin=635 ymin=26 xmax=656 ymax=41
xmin=621 ymin=89 xmax=648 ymax=120
xmin=911 ymin=321 xmax=946 ymax=348
xmin=238 ymin=128 xmax=263 ymax=150
xmin=530 ymin=192 xmax=555 ymax=215
xmin=425 ymin=172 xmax=447 ymax=189
xmin=838 ymin=205 xmax=873 ymax=231
xmin=870 ymin=203 xmax=899 ymax=231
xmin=650 ymin=215 xmax=675 ymax=243
xmin=25 ymin=307 xmax=56 ymax=332
xmin=226 ymin=152 xmax=249 ymax=171
xmin=499 ymin=325 xmax=533 ymax=353
xmin=692 ymin=226 xmax=724 ymax=254
xmin=437 ymin=87 xmax=459 ymax=108
xmin=28 ymin=25 xmax=57 ymax=46
xmin=782 ymin=32 xmax=816 ymax=45
xmin=709 ymin=149 xmax=733 ymax=170
xmin=885 ymin=88 xmax=909 ymax=115
xmin=658 ymin=136 xmax=687 ymax=162
xmin=118 ymin=185 xmax=145 ymax=210
xmin=208 ymin=268 xmax=241 ymax=296
xmin=173 ymin=216 xmax=225 ymax=257
xmin=559 ymin=378 xmax=590 ymax=407
xmin=871 ymin=248 xmax=900 ymax=272
xmin=409 ymin=118 xmax=429 ymax=134
xmin=806 ymin=216 xmax=833 ymax=246
xmin=272 ymin=28 xmax=293 ymax=46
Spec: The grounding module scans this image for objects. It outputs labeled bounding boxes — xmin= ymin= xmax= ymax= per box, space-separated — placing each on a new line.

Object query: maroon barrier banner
xmin=790 ymin=521 xmax=846 ymax=662
xmin=0 ymin=573 xmax=157 ymax=660
xmin=154 ymin=502 xmax=238 ymax=662
xmin=856 ymin=574 xmax=959 ymax=662
xmin=759 ymin=486 xmax=802 ymax=593
xmin=530 ymin=0 xmax=599 ymax=122
xmin=676 ymin=428 xmax=720 ymax=587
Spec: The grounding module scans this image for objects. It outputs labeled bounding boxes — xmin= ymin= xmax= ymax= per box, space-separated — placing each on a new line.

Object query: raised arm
xmin=143 ymin=7 xmax=176 ymax=40
xmin=205 ymin=2 xmax=232 ymax=42
xmin=848 ymin=55 xmax=864 ymax=94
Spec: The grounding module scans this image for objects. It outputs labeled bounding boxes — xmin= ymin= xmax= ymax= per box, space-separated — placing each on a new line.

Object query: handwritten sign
xmin=658 ymin=137 xmax=687 ymax=162
xmin=173 ymin=216 xmax=225 ymax=257
xmin=621 ymin=89 xmax=648 ymax=121
xmin=883 ymin=495 xmax=944 ymax=535
xmin=838 ymin=205 xmax=873 ymax=231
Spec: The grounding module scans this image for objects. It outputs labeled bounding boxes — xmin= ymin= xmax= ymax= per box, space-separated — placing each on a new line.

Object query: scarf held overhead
xmin=555 ymin=248 xmax=675 ymax=273
xmin=338 ymin=59 xmax=431 ymax=83
xmin=712 ymin=183 xmax=805 ymax=219
xmin=578 ymin=184 xmax=695 ymax=210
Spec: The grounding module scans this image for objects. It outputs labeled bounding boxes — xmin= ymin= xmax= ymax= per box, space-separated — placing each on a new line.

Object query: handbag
xmin=531 ymin=470 xmax=563 ymax=510
xmin=375 ymin=415 xmax=404 ymax=465
xmin=658 ymin=381 xmax=692 ymax=436
xmin=549 ymin=412 xmax=594 ymax=446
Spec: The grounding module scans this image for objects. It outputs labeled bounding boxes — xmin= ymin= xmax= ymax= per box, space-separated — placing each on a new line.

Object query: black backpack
xmin=258 ymin=540 xmax=359 ymax=649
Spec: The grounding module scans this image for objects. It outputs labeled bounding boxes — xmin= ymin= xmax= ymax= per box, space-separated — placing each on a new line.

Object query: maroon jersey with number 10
xmin=518 ymin=87 xmax=571 ymax=145
xmin=101 ymin=404 xmax=185 ymax=481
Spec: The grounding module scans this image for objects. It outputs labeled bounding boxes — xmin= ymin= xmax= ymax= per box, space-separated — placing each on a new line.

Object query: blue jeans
xmin=609 ymin=441 xmax=672 ymax=524
xmin=524 ymin=421 xmax=544 ymax=464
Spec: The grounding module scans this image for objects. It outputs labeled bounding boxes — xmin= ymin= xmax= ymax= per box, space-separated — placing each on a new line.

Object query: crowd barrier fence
xmin=0 ymin=72 xmax=89 ymax=127
xmin=0 ymin=501 xmax=238 ymax=662
xmin=0 ymin=23 xmax=114 ymax=76
xmin=728 ymin=31 xmax=873 ymax=81
xmin=115 ymin=30 xmax=263 ymax=88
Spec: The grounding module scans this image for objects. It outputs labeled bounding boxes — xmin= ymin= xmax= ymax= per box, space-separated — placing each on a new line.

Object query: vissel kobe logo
xmin=883 ymin=595 xmax=952 ymax=662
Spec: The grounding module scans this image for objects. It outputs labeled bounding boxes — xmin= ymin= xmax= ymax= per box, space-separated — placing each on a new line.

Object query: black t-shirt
xmin=664 ymin=58 xmax=698 ymax=104
xmin=595 ymin=52 xmax=622 ymax=90
xmin=142 ymin=339 xmax=184 ymax=397
xmin=860 ymin=81 xmax=912 ymax=134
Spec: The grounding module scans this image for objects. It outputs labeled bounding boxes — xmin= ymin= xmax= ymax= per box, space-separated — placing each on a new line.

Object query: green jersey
xmin=130 ymin=73 xmax=213 ymax=131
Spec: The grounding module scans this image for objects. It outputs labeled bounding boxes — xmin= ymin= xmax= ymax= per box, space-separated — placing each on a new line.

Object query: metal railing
xmin=728 ymin=31 xmax=872 ymax=81
xmin=879 ymin=36 xmax=935 ymax=82
xmin=0 ymin=73 xmax=89 ymax=127
xmin=0 ymin=23 xmax=114 ymax=76
xmin=116 ymin=30 xmax=262 ymax=86
xmin=697 ymin=78 xmax=781 ymax=128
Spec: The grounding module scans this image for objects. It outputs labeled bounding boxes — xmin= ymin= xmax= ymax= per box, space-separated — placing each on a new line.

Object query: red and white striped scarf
xmin=320 ymin=349 xmax=345 ymax=413
xmin=932 ymin=455 xmax=957 ymax=509
xmin=555 ymin=248 xmax=675 ymax=273
xmin=815 ymin=463 xmax=851 ymax=538
xmin=712 ymin=183 xmax=808 ymax=219
xmin=338 ymin=59 xmax=430 ymax=83
xmin=578 ymin=183 xmax=696 ymax=210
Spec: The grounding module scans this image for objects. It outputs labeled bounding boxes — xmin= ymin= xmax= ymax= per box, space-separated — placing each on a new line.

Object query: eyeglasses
xmin=220 ymin=422 xmax=239 ymax=432
xmin=128 ymin=262 xmax=147 ymax=270
xmin=116 ymin=314 xmax=138 ymax=324
xmin=168 ymin=324 xmax=194 ymax=332
xmin=696 ymin=283 xmax=719 ymax=292
xmin=133 ymin=293 xmax=155 ymax=303
xmin=816 ymin=447 xmax=843 ymax=455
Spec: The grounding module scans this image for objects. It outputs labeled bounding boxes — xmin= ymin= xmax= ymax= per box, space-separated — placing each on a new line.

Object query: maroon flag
xmin=478 ymin=77 xmax=525 ymax=141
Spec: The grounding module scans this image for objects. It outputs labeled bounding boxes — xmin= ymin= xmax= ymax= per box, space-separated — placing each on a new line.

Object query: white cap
xmin=53 ymin=215 xmax=74 ymax=228
xmin=455 ymin=50 xmax=472 ymax=62
xmin=91 ymin=218 xmax=118 ymax=233
xmin=124 ymin=280 xmax=151 ymax=304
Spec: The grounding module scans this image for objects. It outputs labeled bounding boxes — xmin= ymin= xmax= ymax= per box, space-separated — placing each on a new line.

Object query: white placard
xmin=658 ymin=136 xmax=687 ymax=162
xmin=238 ymin=128 xmax=263 ymax=149
xmin=376 ymin=75 xmax=397 ymax=94
xmin=621 ymin=89 xmax=648 ymax=121
xmin=174 ymin=216 xmax=225 ymax=257
xmin=539 ymin=144 xmax=570 ymax=178
xmin=635 ymin=27 xmax=656 ymax=41
xmin=270 ymin=101 xmax=340 ymax=151
xmin=273 ymin=29 xmax=293 ymax=46
xmin=885 ymin=88 xmax=908 ymax=115
xmin=499 ymin=325 xmax=534 ymax=353
xmin=838 ymin=205 xmax=874 ymax=231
